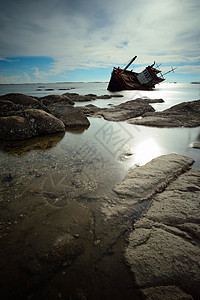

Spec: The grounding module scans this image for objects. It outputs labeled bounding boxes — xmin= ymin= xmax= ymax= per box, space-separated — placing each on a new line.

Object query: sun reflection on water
xmin=133 ymin=138 xmax=163 ymax=166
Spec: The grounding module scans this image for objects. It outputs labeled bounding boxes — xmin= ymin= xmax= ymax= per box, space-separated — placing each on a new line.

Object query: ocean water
xmin=0 ymin=82 xmax=200 ymax=299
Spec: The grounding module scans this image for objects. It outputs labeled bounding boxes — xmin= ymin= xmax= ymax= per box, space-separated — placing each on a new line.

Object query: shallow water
xmin=0 ymin=82 xmax=200 ymax=299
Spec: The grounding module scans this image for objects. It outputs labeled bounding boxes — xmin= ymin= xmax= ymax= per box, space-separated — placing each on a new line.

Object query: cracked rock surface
xmin=124 ymin=155 xmax=200 ymax=300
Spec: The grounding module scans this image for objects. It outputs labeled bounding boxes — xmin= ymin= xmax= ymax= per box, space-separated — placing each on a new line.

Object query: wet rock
xmin=128 ymin=99 xmax=200 ymax=127
xmin=47 ymin=103 xmax=90 ymax=128
xmin=124 ymin=155 xmax=200 ymax=299
xmin=63 ymin=92 xmax=124 ymax=102
xmin=96 ymin=94 xmax=112 ymax=99
xmin=82 ymin=99 xmax=155 ymax=121
xmin=23 ymin=109 xmax=65 ymax=134
xmin=191 ymin=142 xmax=200 ymax=149
xmin=0 ymin=93 xmax=45 ymax=111
xmin=0 ymin=115 xmax=35 ymax=140
xmin=80 ymin=104 xmax=101 ymax=116
xmin=142 ymin=286 xmax=194 ymax=300
xmin=39 ymin=94 xmax=74 ymax=106
xmin=113 ymin=153 xmax=193 ymax=199
xmin=0 ymin=100 xmax=19 ymax=116
xmin=63 ymin=92 xmax=97 ymax=102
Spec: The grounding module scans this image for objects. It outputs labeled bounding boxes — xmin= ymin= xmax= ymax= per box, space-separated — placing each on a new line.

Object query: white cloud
xmin=0 ymin=0 xmax=200 ymax=79
xmin=175 ymin=64 xmax=200 ymax=74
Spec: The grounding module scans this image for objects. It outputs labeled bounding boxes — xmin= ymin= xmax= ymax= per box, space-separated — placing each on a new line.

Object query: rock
xmin=96 ymin=94 xmax=112 ymax=99
xmin=81 ymin=104 xmax=101 ymax=116
xmin=0 ymin=100 xmax=18 ymax=116
xmin=124 ymin=156 xmax=200 ymax=299
xmin=0 ymin=109 xmax=65 ymax=140
xmin=63 ymin=92 xmax=97 ymax=102
xmin=0 ymin=115 xmax=35 ymax=140
xmin=191 ymin=142 xmax=200 ymax=149
xmin=0 ymin=93 xmax=45 ymax=110
xmin=39 ymin=95 xmax=74 ymax=106
xmin=128 ymin=99 xmax=200 ymax=127
xmin=23 ymin=109 xmax=65 ymax=134
xmin=142 ymin=286 xmax=194 ymax=300
xmin=63 ymin=92 xmax=124 ymax=102
xmin=47 ymin=102 xmax=90 ymax=128
xmin=113 ymin=153 xmax=193 ymax=199
xmin=82 ymin=99 xmax=155 ymax=121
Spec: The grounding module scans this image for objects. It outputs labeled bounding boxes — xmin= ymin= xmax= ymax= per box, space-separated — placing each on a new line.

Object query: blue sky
xmin=0 ymin=0 xmax=200 ymax=83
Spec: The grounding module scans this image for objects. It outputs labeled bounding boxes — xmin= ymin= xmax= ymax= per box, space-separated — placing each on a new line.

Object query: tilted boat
xmin=107 ymin=56 xmax=176 ymax=91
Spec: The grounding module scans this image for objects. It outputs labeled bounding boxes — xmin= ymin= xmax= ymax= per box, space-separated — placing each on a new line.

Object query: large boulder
xmin=23 ymin=109 xmax=65 ymax=134
xmin=0 ymin=100 xmax=19 ymax=116
xmin=0 ymin=115 xmax=35 ymax=140
xmin=39 ymin=94 xmax=74 ymax=106
xmin=47 ymin=102 xmax=90 ymax=128
xmin=0 ymin=93 xmax=45 ymax=110
xmin=0 ymin=109 xmax=65 ymax=140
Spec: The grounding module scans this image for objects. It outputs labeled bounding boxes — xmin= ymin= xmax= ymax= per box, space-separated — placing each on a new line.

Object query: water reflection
xmin=133 ymin=138 xmax=162 ymax=166
xmin=0 ymin=132 xmax=65 ymax=156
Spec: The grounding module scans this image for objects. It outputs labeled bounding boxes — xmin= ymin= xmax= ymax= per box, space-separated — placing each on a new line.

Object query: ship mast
xmin=123 ymin=56 xmax=137 ymax=71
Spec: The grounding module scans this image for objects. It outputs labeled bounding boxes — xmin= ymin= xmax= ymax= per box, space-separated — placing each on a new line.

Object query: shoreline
xmin=0 ymin=91 xmax=200 ymax=299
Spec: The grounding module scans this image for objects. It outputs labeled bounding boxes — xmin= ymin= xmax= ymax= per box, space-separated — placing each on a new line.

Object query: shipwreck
xmin=107 ymin=56 xmax=176 ymax=91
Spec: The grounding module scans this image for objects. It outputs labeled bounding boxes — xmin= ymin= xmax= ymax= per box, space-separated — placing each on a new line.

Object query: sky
xmin=0 ymin=0 xmax=200 ymax=84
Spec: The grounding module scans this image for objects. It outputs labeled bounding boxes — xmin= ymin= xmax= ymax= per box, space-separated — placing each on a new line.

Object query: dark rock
xmin=47 ymin=102 xmax=90 ymax=128
xmin=23 ymin=109 xmax=65 ymax=135
xmin=82 ymin=99 xmax=155 ymax=121
xmin=81 ymin=104 xmax=102 ymax=116
xmin=97 ymin=95 xmax=112 ymax=99
xmin=0 ymin=115 xmax=35 ymax=140
xmin=0 ymin=93 xmax=45 ymax=110
xmin=0 ymin=100 xmax=19 ymax=116
xmin=128 ymin=99 xmax=200 ymax=127
xmin=191 ymin=142 xmax=200 ymax=149
xmin=39 ymin=94 xmax=74 ymax=106
xmin=63 ymin=92 xmax=97 ymax=102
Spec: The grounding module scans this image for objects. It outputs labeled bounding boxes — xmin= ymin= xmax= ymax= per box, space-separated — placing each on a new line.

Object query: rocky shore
xmin=1 ymin=152 xmax=199 ymax=299
xmin=0 ymin=91 xmax=200 ymax=299
xmin=1 ymin=92 xmax=200 ymax=140
xmin=122 ymin=154 xmax=200 ymax=300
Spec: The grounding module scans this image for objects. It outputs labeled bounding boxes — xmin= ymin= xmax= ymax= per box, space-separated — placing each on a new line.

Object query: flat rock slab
xmin=128 ymin=99 xmax=200 ymax=127
xmin=113 ymin=153 xmax=194 ymax=200
xmin=142 ymin=286 xmax=194 ymax=300
xmin=124 ymin=156 xmax=200 ymax=300
xmin=82 ymin=99 xmax=156 ymax=121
